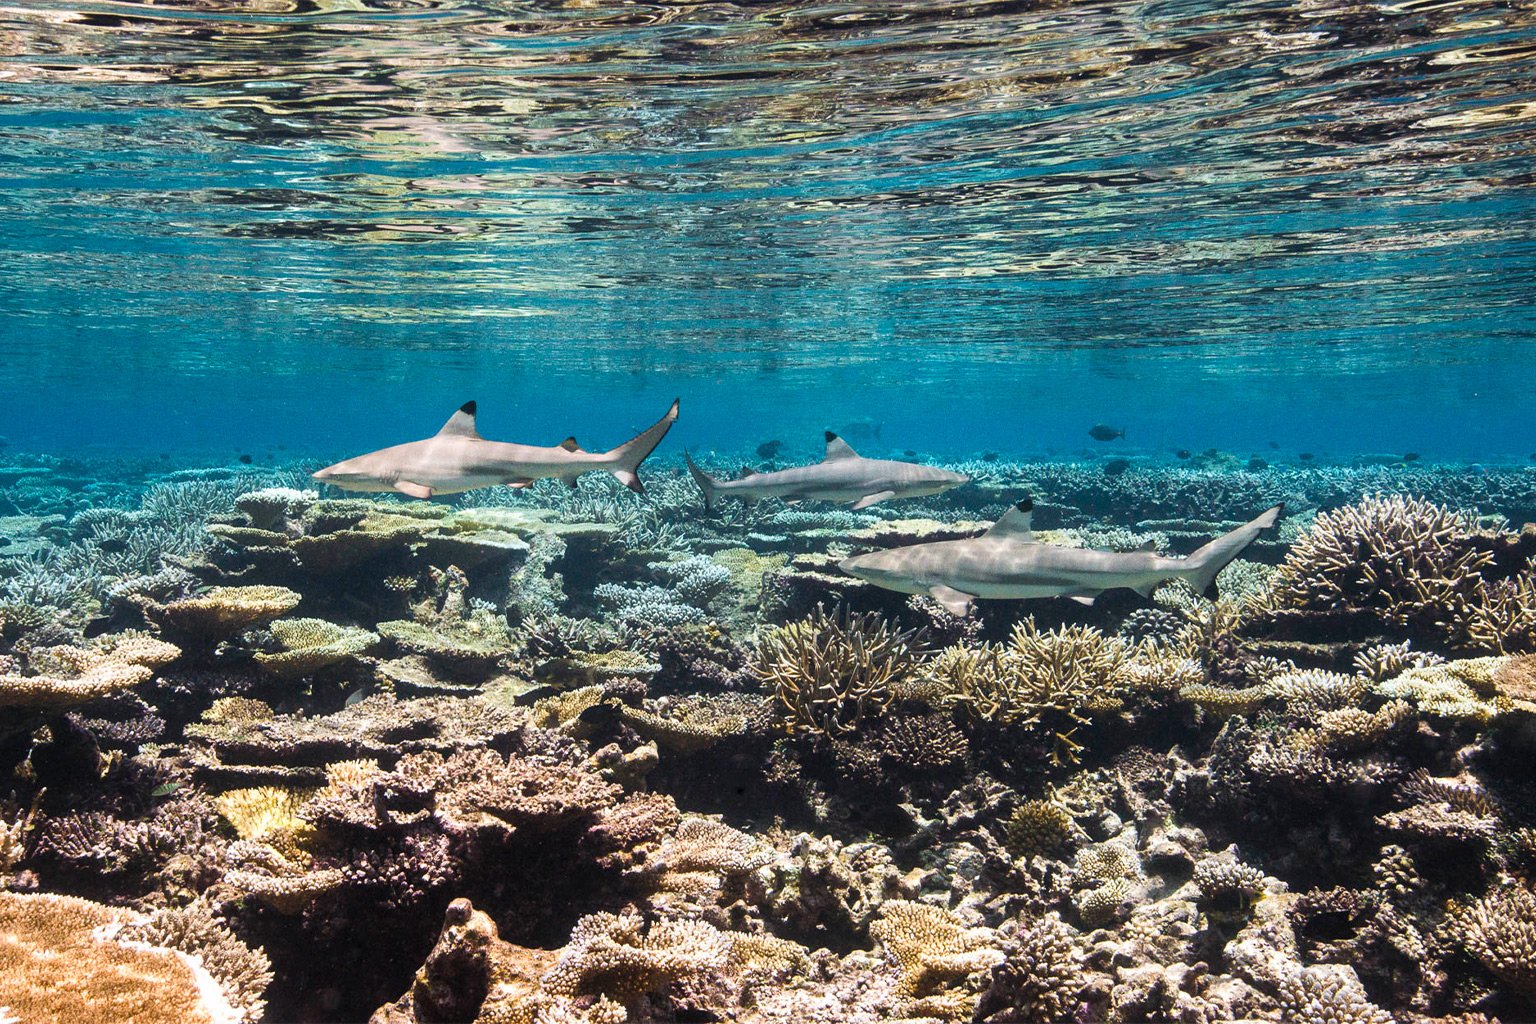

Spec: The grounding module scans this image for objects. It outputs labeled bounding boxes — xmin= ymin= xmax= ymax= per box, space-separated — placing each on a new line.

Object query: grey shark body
xmin=841 ymin=499 xmax=1284 ymax=615
xmin=685 ymin=433 xmax=969 ymax=512
xmin=313 ymin=399 xmax=678 ymax=499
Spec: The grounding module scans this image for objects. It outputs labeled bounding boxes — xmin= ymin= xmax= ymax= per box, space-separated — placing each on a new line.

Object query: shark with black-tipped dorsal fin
xmin=839 ymin=498 xmax=1285 ymax=616
xmin=312 ymin=399 xmax=678 ymax=499
xmin=684 ymin=432 xmax=969 ymax=512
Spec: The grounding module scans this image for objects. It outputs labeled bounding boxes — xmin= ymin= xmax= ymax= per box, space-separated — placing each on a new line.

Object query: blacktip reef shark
xmin=840 ymin=498 xmax=1285 ymax=616
xmin=684 ymin=432 xmax=970 ymax=512
xmin=312 ymin=399 xmax=679 ymax=499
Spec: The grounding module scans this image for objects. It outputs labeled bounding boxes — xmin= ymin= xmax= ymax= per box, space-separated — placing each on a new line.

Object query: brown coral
xmin=753 ymin=604 xmax=927 ymax=736
xmin=870 ymin=900 xmax=1003 ymax=1019
xmin=156 ymin=585 xmax=302 ymax=640
xmin=540 ymin=911 xmax=730 ymax=1005
xmin=0 ymin=633 xmax=180 ymax=709
xmin=0 ymin=891 xmax=260 ymax=1023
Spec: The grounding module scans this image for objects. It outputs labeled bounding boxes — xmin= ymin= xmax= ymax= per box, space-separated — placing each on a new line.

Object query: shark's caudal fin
xmin=604 ymin=398 xmax=680 ymax=493
xmin=684 ymin=450 xmax=722 ymax=512
xmin=1182 ymin=504 xmax=1285 ymax=598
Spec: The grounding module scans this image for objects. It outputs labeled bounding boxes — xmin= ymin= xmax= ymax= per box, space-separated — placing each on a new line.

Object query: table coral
xmin=395 ymin=748 xmax=619 ymax=835
xmin=254 ymin=617 xmax=379 ymax=678
xmin=870 ymin=900 xmax=1003 ymax=1019
xmin=0 ymin=890 xmax=260 ymax=1024
xmin=540 ymin=911 xmax=731 ymax=1005
xmin=0 ymin=631 xmax=180 ymax=709
xmin=153 ymin=585 xmax=302 ymax=641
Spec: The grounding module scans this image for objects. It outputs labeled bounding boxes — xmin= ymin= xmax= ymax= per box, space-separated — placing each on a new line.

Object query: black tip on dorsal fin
xmin=460 ymin=401 xmax=476 ymax=416
xmin=559 ymin=436 xmax=580 ymax=452
xmin=825 ymin=430 xmax=837 ymax=443
xmin=1017 ymin=497 xmax=1034 ymax=513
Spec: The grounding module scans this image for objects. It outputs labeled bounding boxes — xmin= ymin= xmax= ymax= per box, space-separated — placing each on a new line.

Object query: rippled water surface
xmin=1 ymin=0 xmax=1533 ymax=456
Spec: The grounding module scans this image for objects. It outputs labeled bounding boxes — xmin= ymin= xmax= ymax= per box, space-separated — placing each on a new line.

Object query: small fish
xmin=1268 ymin=440 xmax=1279 ymax=449
xmin=903 ymin=450 xmax=917 ymax=457
xmin=755 ymin=440 xmax=784 ymax=459
xmin=344 ymin=686 xmax=369 ymax=707
xmin=1403 ymin=452 xmax=1420 ymax=462
xmin=1088 ymin=424 xmax=1125 ymax=442
xmin=239 ymin=453 xmax=253 ymax=464
xmin=1299 ymin=452 xmax=1314 ymax=461
xmin=1175 ymin=449 xmax=1191 ymax=460
xmin=981 ymin=451 xmax=999 ymax=462
xmin=1530 ymin=453 xmax=1536 ymax=462
xmin=151 ymin=781 xmax=182 ymax=798
xmin=1247 ymin=457 xmax=1268 ymax=471
xmin=1103 ymin=458 xmax=1131 ymax=477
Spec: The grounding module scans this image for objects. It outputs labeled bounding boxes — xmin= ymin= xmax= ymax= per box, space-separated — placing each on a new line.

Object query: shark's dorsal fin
xmin=823 ymin=431 xmax=860 ymax=461
xmin=1137 ymin=540 xmax=1157 ymax=552
xmin=739 ymin=466 xmax=758 ymax=478
xmin=437 ymin=401 xmax=481 ymax=439
xmin=559 ymin=436 xmax=580 ymax=452
xmin=984 ymin=498 xmax=1036 ymax=541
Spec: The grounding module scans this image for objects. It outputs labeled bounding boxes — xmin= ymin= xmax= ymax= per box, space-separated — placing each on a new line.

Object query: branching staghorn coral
xmin=1271 ymin=494 xmax=1536 ymax=652
xmin=928 ymin=621 xmax=1192 ymax=762
xmin=753 ymin=604 xmax=927 ymax=736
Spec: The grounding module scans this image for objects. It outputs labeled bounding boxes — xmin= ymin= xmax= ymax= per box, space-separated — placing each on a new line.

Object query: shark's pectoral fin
xmin=562 ymin=476 xmax=579 ymax=489
xmin=850 ymin=490 xmax=896 ymax=511
xmin=505 ymin=478 xmax=536 ymax=489
xmin=1131 ymin=581 xmax=1158 ymax=597
xmin=1067 ymin=594 xmax=1098 ymax=607
xmin=394 ymin=480 xmax=435 ymax=499
xmin=928 ymin=585 xmax=976 ymax=617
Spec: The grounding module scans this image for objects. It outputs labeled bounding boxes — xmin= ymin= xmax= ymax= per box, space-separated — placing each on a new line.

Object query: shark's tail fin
xmin=684 ymin=450 xmax=721 ymax=512
xmin=1182 ymin=504 xmax=1285 ymax=598
xmin=604 ymin=398 xmax=679 ymax=494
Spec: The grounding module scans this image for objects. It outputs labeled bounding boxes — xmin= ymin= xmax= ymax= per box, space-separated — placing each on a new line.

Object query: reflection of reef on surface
xmin=2 ymin=452 xmax=1536 ymax=1021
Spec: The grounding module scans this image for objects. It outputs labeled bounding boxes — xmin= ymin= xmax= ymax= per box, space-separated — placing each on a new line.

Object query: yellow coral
xmin=213 ymin=786 xmax=317 ymax=844
xmin=531 ymin=685 xmax=609 ymax=730
xmin=614 ymin=698 xmax=749 ymax=753
xmin=754 ymin=605 xmax=925 ymax=736
xmin=254 ymin=618 xmax=379 ymax=678
xmin=1003 ymin=800 xmax=1076 ymax=859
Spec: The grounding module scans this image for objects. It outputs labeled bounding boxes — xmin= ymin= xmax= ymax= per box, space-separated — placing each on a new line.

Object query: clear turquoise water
xmin=1 ymin=0 xmax=1533 ymax=460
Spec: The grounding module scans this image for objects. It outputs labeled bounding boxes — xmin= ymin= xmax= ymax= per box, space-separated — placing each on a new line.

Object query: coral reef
xmin=2 ymin=454 xmax=1535 ymax=1023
